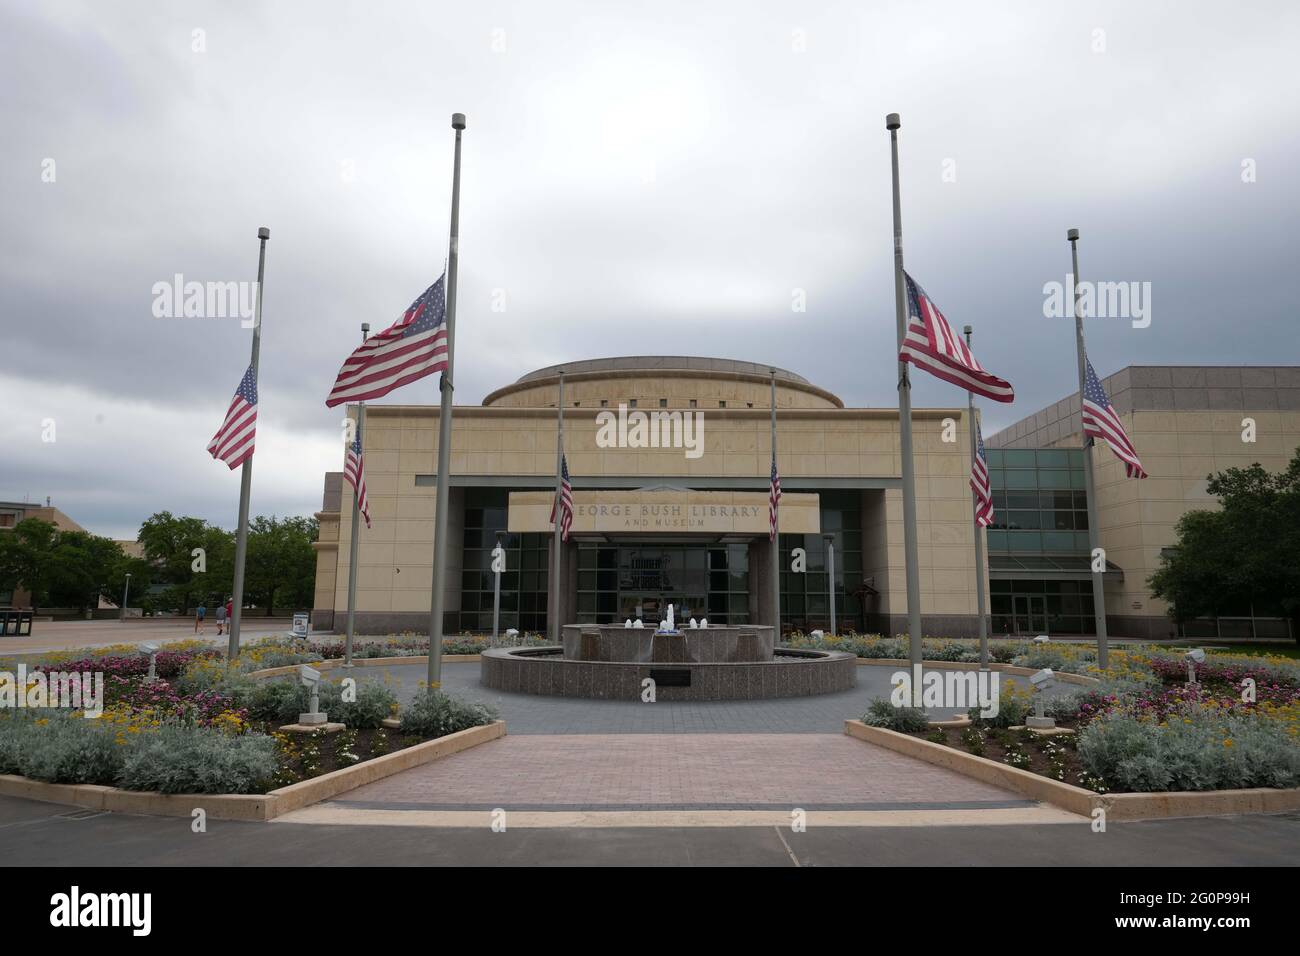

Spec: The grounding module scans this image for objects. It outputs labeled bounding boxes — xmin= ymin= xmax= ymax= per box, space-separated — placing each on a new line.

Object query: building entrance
xmin=576 ymin=542 xmax=751 ymax=625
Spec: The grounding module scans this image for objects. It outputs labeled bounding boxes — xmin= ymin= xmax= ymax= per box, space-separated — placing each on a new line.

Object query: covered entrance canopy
xmin=507 ymin=488 xmax=821 ymax=537
xmin=509 ymin=488 xmax=821 ymax=627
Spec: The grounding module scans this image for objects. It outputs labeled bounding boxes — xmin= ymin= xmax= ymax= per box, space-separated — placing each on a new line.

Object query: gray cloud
xmin=2 ymin=0 xmax=1297 ymax=538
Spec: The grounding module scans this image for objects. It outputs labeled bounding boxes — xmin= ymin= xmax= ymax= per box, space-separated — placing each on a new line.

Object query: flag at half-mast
xmin=768 ymin=452 xmax=782 ymax=541
xmin=326 ymin=275 xmax=448 ymax=407
xmin=344 ymin=431 xmax=371 ymax=529
xmin=549 ymin=454 xmax=573 ymax=541
xmin=1082 ymin=358 xmax=1147 ymax=479
xmin=899 ymin=272 xmax=1014 ymax=403
xmin=970 ymin=420 xmax=994 ymax=527
xmin=207 ymin=365 xmax=258 ymax=469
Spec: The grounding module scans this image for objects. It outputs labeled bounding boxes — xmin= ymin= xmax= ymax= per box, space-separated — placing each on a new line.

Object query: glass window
xmin=1003 ymin=450 xmax=1037 ymax=468
xmin=1041 ymin=532 xmax=1076 ymax=551
xmin=1003 ymin=470 xmax=1038 ymax=489
xmin=1007 ymin=510 xmax=1040 ymax=529
xmin=1037 ymin=470 xmax=1071 ymax=489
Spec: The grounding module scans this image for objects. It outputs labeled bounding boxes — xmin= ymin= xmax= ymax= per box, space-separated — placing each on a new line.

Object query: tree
xmin=45 ymin=531 xmax=124 ymax=611
xmin=245 ymin=515 xmax=318 ymax=615
xmin=104 ymin=554 xmax=155 ymax=614
xmin=0 ymin=518 xmax=59 ymax=611
xmin=0 ymin=520 xmax=130 ymax=613
xmin=137 ymin=511 xmax=235 ymax=611
xmin=1149 ymin=447 xmax=1300 ymax=641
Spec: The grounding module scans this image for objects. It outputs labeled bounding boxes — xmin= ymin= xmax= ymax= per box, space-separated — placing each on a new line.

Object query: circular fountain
xmin=481 ymin=614 xmax=857 ymax=701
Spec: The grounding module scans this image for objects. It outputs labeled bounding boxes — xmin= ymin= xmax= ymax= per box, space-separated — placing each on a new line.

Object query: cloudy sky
xmin=2 ymin=0 xmax=1297 ymax=539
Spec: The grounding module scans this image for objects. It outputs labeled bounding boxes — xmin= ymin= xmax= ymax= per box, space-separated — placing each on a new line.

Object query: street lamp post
xmin=120 ymin=573 xmax=132 ymax=622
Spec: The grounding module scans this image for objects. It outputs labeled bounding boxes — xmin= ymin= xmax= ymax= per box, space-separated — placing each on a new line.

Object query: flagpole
xmin=428 ymin=113 xmax=465 ymax=689
xmin=551 ymin=369 xmax=565 ymax=643
xmin=770 ymin=368 xmax=780 ymax=638
xmin=227 ymin=225 xmax=269 ymax=661
xmin=964 ymin=325 xmax=990 ymax=669
xmin=887 ymin=113 xmax=925 ymax=702
xmin=342 ymin=323 xmax=369 ymax=669
xmin=1069 ymin=228 xmax=1109 ymax=670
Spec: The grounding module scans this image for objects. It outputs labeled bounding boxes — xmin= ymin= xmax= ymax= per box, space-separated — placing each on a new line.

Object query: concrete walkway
xmin=0 ymin=618 xmax=293 ymax=657
xmin=341 ymin=660 xmax=1059 ymax=732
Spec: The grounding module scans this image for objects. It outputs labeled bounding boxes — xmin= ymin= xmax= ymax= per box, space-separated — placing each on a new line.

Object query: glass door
xmin=1013 ymin=595 xmax=1048 ymax=635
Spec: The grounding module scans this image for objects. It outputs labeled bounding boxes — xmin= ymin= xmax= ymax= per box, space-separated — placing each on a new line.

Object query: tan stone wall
xmin=319 ymin=400 xmax=990 ymax=630
xmin=486 ymin=373 xmax=838 ymax=410
xmin=1045 ymin=409 xmax=1300 ymax=623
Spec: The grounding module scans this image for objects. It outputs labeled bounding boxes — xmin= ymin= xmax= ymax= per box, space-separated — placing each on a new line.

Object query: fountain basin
xmin=561 ymin=624 xmax=775 ymax=664
xmin=481 ymin=644 xmax=857 ymax=701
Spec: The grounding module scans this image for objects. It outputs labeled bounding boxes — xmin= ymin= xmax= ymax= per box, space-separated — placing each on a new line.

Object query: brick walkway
xmin=332 ymin=733 xmax=1033 ymax=811
xmin=351 ymin=661 xmax=1054 ymax=733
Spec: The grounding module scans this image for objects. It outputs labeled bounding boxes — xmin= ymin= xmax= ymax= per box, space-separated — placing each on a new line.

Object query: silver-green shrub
xmin=117 ymin=725 xmax=278 ymax=794
xmin=861 ymin=697 xmax=930 ymax=733
xmin=2 ymin=713 xmax=125 ymax=785
xmin=1077 ymin=711 xmax=1300 ymax=792
xmin=399 ymin=689 xmax=497 ymax=738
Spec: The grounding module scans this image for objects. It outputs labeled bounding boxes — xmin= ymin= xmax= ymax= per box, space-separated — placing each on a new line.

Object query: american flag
xmin=768 ymin=452 xmax=782 ymax=540
xmin=343 ymin=428 xmax=371 ymax=529
xmin=325 ymin=275 xmax=448 ymax=407
xmin=899 ymin=272 xmax=1015 ymax=403
xmin=1082 ymin=358 xmax=1147 ymax=479
xmin=549 ymin=454 xmax=573 ymax=541
xmin=206 ymin=365 xmax=257 ymax=470
xmin=970 ymin=420 xmax=994 ymax=527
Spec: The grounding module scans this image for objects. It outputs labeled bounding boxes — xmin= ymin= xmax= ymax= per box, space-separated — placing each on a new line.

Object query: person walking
xmin=195 ymin=602 xmax=206 ymax=634
xmin=215 ymin=600 xmax=227 ymax=636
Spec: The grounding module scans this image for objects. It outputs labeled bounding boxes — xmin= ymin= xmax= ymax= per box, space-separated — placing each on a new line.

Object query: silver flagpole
xmin=428 ymin=112 xmax=465 ymax=689
xmin=964 ymin=325 xmax=990 ymax=669
xmin=1069 ymin=228 xmax=1109 ymax=670
xmin=770 ymin=368 xmax=780 ymax=637
xmin=228 ymin=226 xmax=269 ymax=661
xmin=887 ymin=113 xmax=925 ymax=702
xmin=342 ymin=323 xmax=369 ymax=669
xmin=492 ymin=530 xmax=504 ymax=643
xmin=551 ymin=369 xmax=565 ymax=643
xmin=824 ymin=533 xmax=836 ymax=636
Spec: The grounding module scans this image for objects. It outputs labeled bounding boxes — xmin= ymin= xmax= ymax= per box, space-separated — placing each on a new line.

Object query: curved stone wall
xmin=480 ymin=646 xmax=858 ymax=701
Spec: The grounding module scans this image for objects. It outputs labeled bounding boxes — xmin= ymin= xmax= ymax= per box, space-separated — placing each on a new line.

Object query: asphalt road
xmin=3 ymin=796 xmax=1296 ymax=866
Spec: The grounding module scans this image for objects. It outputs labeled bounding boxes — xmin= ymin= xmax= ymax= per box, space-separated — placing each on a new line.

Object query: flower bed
xmin=311 ymin=631 xmax=549 ymax=659
xmin=862 ymin=641 xmax=1300 ymax=794
xmin=0 ymin=638 xmax=497 ymax=795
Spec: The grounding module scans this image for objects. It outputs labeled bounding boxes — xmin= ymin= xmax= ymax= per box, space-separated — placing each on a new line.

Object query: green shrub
xmin=3 ymin=713 xmax=125 ymax=785
xmin=118 ymin=725 xmax=278 ymax=794
xmin=861 ymin=697 xmax=930 ymax=733
xmin=246 ymin=679 xmax=306 ymax=723
xmin=968 ymin=682 xmax=1035 ymax=728
xmin=0 ymin=713 xmax=35 ymax=775
xmin=1077 ymin=711 xmax=1300 ymax=792
xmin=333 ymin=682 xmax=398 ymax=729
xmin=399 ymin=689 xmax=497 ymax=738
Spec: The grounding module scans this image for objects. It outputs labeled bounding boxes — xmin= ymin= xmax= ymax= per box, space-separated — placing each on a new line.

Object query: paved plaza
xmin=345 ymin=659 xmax=1057 ymax=732
xmin=329 ymin=733 xmax=1032 ymax=811
xmin=0 ymin=618 xmax=292 ymax=657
